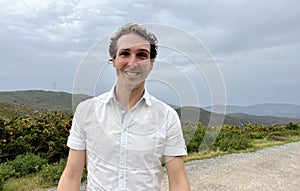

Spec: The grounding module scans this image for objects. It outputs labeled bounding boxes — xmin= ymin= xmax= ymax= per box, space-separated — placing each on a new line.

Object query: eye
xmin=137 ymin=52 xmax=148 ymax=59
xmin=119 ymin=51 xmax=130 ymax=57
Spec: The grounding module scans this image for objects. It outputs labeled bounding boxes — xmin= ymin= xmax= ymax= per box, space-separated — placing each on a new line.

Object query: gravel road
xmin=49 ymin=142 xmax=300 ymax=191
xmin=162 ymin=141 xmax=300 ymax=191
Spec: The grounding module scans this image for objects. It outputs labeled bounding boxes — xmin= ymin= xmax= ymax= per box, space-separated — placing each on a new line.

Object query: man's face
xmin=112 ymin=33 xmax=153 ymax=90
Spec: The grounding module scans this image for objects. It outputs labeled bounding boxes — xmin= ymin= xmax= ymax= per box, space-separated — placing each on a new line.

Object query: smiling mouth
xmin=124 ymin=71 xmax=140 ymax=76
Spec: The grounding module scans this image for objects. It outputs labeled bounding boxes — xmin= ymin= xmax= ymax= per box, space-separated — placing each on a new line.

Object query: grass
xmin=184 ymin=150 xmax=227 ymax=162
xmin=2 ymin=173 xmax=51 ymax=191
xmin=184 ymin=135 xmax=300 ymax=162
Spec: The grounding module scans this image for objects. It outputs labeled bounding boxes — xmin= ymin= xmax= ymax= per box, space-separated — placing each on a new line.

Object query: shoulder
xmin=147 ymin=94 xmax=179 ymax=118
xmin=74 ymin=91 xmax=111 ymax=113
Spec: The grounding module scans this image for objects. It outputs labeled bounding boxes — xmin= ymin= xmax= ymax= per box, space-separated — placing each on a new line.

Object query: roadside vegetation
xmin=183 ymin=121 xmax=300 ymax=162
xmin=0 ymin=110 xmax=299 ymax=190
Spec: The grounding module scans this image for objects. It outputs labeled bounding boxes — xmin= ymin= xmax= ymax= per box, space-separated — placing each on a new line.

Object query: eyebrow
xmin=119 ymin=48 xmax=150 ymax=54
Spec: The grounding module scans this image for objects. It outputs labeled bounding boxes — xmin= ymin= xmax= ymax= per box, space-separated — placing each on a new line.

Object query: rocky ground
xmin=49 ymin=141 xmax=300 ymax=191
xmin=161 ymin=141 xmax=300 ymax=191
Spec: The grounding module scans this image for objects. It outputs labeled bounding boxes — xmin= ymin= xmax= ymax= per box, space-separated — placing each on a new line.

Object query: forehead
xmin=117 ymin=33 xmax=150 ymax=52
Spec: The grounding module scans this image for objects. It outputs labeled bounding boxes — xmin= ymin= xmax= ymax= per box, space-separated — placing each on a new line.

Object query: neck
xmin=115 ymin=83 xmax=145 ymax=112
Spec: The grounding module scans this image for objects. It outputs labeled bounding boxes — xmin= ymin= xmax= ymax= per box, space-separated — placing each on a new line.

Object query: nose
xmin=127 ymin=55 xmax=138 ymax=67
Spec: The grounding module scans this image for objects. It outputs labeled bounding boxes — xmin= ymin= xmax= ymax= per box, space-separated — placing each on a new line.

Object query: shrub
xmin=0 ymin=162 xmax=15 ymax=190
xmin=0 ymin=110 xmax=72 ymax=163
xmin=248 ymin=131 xmax=264 ymax=139
xmin=217 ymin=135 xmax=251 ymax=151
xmin=0 ymin=153 xmax=47 ymax=190
xmin=268 ymin=130 xmax=285 ymax=137
xmin=286 ymin=122 xmax=299 ymax=130
xmin=41 ymin=158 xmax=67 ymax=184
xmin=41 ymin=158 xmax=87 ymax=185
xmin=9 ymin=153 xmax=47 ymax=178
xmin=186 ymin=124 xmax=206 ymax=153
xmin=213 ymin=129 xmax=252 ymax=151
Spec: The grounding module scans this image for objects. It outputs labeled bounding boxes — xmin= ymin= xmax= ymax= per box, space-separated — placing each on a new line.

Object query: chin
xmin=125 ymin=81 xmax=145 ymax=90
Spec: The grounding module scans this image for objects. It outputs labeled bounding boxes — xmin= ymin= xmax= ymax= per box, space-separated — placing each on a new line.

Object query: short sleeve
xmin=67 ymin=102 xmax=86 ymax=150
xmin=163 ymin=108 xmax=187 ymax=156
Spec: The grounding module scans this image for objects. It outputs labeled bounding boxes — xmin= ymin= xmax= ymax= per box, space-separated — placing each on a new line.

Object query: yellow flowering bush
xmin=0 ymin=110 xmax=72 ymax=163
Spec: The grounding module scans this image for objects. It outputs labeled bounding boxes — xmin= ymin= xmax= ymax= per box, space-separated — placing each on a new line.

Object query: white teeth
xmin=125 ymin=71 xmax=139 ymax=76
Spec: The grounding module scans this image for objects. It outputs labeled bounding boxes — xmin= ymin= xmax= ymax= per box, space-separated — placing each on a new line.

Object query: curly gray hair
xmin=109 ymin=23 xmax=158 ymax=61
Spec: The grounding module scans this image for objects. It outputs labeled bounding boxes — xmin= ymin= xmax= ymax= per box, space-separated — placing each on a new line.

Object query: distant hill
xmin=0 ymin=90 xmax=90 ymax=113
xmin=176 ymin=106 xmax=300 ymax=126
xmin=0 ymin=102 xmax=46 ymax=118
xmin=205 ymin=103 xmax=300 ymax=119
xmin=0 ymin=90 xmax=299 ymax=126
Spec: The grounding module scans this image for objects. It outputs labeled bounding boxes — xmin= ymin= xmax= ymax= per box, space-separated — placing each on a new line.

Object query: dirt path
xmin=161 ymin=142 xmax=300 ymax=191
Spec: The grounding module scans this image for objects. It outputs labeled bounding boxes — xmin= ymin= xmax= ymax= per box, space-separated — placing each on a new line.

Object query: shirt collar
xmin=143 ymin=89 xmax=152 ymax=106
xmin=102 ymin=86 xmax=115 ymax=104
xmin=103 ymin=86 xmax=152 ymax=106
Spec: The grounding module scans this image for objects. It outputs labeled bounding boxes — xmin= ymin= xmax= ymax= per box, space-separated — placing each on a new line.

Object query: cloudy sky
xmin=1 ymin=0 xmax=299 ymax=107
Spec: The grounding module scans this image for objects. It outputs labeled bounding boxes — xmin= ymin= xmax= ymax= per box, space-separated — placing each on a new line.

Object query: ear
xmin=111 ymin=58 xmax=116 ymax=67
xmin=150 ymin=60 xmax=154 ymax=70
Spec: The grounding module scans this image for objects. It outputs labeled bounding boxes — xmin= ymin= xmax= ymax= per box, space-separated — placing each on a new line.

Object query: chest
xmin=84 ymin=105 xmax=167 ymax=167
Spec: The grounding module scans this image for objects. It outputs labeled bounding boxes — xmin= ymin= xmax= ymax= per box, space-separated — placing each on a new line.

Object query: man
xmin=58 ymin=23 xmax=190 ymax=191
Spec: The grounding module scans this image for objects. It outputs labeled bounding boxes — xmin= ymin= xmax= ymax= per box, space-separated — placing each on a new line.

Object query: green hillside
xmin=0 ymin=102 xmax=46 ymax=118
xmin=0 ymin=90 xmax=299 ymax=126
xmin=0 ymin=90 xmax=90 ymax=113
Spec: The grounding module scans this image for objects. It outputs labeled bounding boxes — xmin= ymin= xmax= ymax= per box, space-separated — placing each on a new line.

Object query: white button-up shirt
xmin=67 ymin=87 xmax=187 ymax=191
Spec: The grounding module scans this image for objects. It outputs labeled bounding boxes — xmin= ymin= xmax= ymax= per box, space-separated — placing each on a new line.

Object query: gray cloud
xmin=1 ymin=0 xmax=299 ymax=106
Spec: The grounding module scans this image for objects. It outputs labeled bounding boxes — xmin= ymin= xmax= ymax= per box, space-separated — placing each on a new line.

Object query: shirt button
xmin=120 ymin=175 xmax=124 ymax=179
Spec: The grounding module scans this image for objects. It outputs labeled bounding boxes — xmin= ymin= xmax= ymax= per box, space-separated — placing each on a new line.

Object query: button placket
xmin=119 ymin=110 xmax=129 ymax=191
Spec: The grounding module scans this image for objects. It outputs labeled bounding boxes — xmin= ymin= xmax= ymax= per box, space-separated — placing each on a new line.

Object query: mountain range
xmin=0 ymin=90 xmax=90 ymax=113
xmin=205 ymin=104 xmax=300 ymax=119
xmin=0 ymin=90 xmax=299 ymax=126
